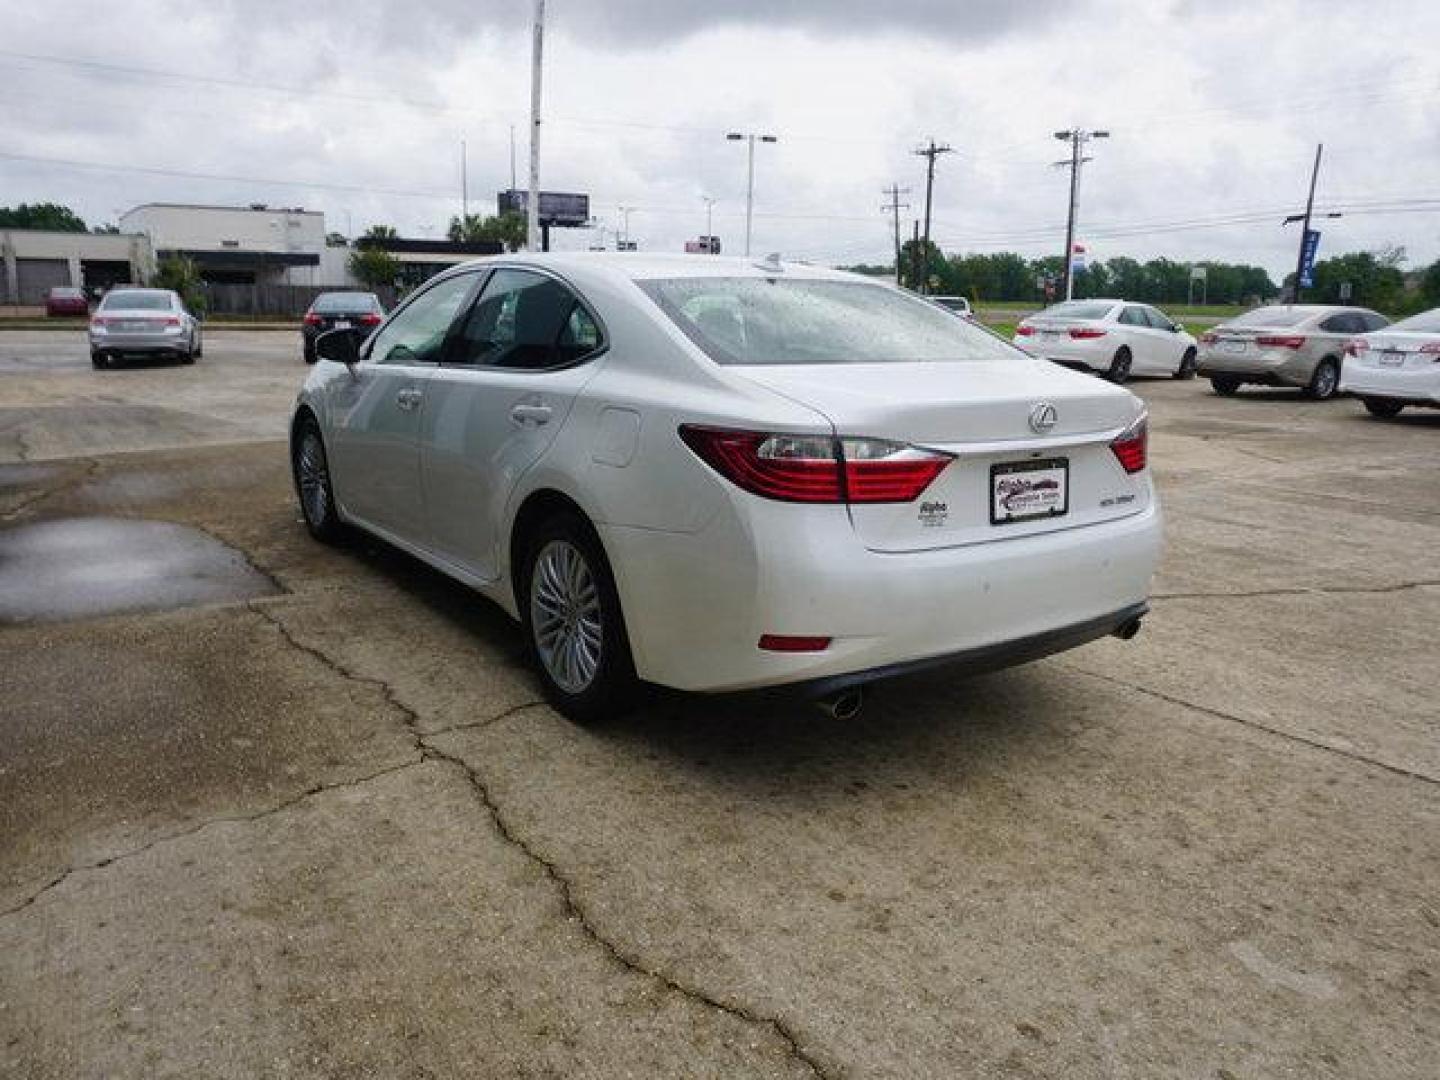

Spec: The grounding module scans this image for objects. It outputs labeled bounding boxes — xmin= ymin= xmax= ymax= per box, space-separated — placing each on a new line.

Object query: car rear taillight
xmin=90 ymin=316 xmax=107 ymax=328
xmin=1421 ymin=342 xmax=1440 ymax=357
xmin=1256 ymin=335 xmax=1306 ymax=349
xmin=1015 ymin=325 xmax=1034 ymax=337
xmin=1069 ymin=327 xmax=1107 ymax=339
xmin=303 ymin=311 xmax=322 ymax=326
xmin=758 ymin=634 xmax=832 ymax=652
xmin=678 ymin=426 xmax=952 ymax=504
xmin=162 ymin=316 xmax=180 ymax=326
xmin=1110 ymin=415 xmax=1148 ymax=474
xmin=1199 ymin=332 xmax=1217 ymax=345
xmin=360 ymin=312 xmax=382 ymax=326
xmin=1344 ymin=338 xmax=1368 ymax=357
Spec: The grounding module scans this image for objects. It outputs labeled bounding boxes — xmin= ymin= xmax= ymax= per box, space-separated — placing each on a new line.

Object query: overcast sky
xmin=2 ymin=0 xmax=1437 ymax=278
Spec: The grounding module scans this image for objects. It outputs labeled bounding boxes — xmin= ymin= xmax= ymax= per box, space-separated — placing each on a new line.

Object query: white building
xmin=0 ymin=229 xmax=154 ymax=305
xmin=118 ymin=203 xmax=326 ymax=285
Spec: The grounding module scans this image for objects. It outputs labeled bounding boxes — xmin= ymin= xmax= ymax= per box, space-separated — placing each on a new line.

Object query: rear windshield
xmin=1229 ymin=307 xmax=1310 ymax=328
xmin=931 ymin=297 xmax=969 ymax=312
xmin=1387 ymin=308 xmax=1440 ymax=334
xmin=51 ymin=287 xmax=84 ymax=299
xmin=313 ymin=292 xmax=379 ymax=313
xmin=1041 ymin=301 xmax=1115 ymax=320
xmin=637 ymin=278 xmax=1018 ymax=366
xmin=100 ymin=291 xmax=171 ymax=311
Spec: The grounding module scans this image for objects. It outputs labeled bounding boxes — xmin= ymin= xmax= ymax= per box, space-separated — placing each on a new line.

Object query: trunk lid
xmin=733 ymin=359 xmax=1150 ymax=552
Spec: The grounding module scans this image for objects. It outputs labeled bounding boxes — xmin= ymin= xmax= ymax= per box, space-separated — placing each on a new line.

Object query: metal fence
xmin=202 ymin=283 xmax=399 ymax=318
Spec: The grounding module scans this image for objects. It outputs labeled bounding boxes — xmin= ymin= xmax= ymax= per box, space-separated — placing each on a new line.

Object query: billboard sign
xmin=497 ymin=190 xmax=591 ymax=227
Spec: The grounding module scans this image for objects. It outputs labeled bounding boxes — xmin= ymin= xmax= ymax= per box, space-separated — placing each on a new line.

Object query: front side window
xmin=1119 ymin=307 xmax=1148 ymax=327
xmin=638 ymin=277 xmax=1019 ymax=366
xmin=452 ymin=269 xmax=602 ymax=370
xmin=365 ymin=272 xmax=476 ymax=366
xmin=1143 ymin=307 xmax=1175 ymax=330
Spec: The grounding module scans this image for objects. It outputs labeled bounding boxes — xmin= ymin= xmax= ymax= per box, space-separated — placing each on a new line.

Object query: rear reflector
xmin=1068 ymin=327 xmax=1107 ymax=339
xmin=1256 ymin=335 xmax=1306 ymax=349
xmin=1110 ymin=415 xmax=1148 ymax=474
xmin=678 ymin=426 xmax=951 ymax=504
xmin=1015 ymin=325 xmax=1034 ymax=337
xmin=1421 ymin=342 xmax=1440 ymax=355
xmin=758 ymin=634 xmax=832 ymax=652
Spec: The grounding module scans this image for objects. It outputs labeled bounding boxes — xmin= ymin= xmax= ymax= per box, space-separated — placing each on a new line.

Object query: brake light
xmin=1110 ymin=415 xmax=1148 ymax=474
xmin=1420 ymin=342 xmax=1440 ymax=355
xmin=678 ymin=426 xmax=952 ymax=504
xmin=1015 ymin=325 xmax=1034 ymax=337
xmin=90 ymin=316 xmax=107 ymax=328
xmin=1199 ymin=332 xmax=1217 ymax=345
xmin=1256 ymin=335 xmax=1306 ymax=349
xmin=359 ymin=312 xmax=382 ymax=326
xmin=758 ymin=634 xmax=832 ymax=652
xmin=303 ymin=311 xmax=322 ymax=326
xmin=1068 ymin=327 xmax=1107 ymax=339
xmin=162 ymin=315 xmax=180 ymax=326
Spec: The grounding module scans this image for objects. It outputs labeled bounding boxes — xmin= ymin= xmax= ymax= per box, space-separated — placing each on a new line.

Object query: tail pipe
xmin=815 ymin=687 xmax=864 ymax=721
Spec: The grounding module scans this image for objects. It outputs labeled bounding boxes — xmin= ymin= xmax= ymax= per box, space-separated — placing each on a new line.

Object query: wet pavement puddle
xmin=0 ymin=516 xmax=279 ymax=623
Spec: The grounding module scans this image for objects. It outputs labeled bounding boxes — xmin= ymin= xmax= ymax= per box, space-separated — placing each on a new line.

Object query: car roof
xmin=442 ymin=251 xmax=867 ymax=286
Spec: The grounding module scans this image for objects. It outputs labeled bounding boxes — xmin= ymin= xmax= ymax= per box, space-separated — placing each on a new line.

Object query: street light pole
xmin=726 ymin=131 xmax=777 ymax=257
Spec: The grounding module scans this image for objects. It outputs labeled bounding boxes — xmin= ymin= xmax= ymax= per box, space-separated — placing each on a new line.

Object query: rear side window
xmin=1320 ymin=313 xmax=1361 ymax=333
xmin=639 ymin=277 xmax=1018 ymax=366
xmin=452 ymin=269 xmax=602 ymax=370
xmin=1143 ymin=308 xmax=1174 ymax=330
xmin=1360 ymin=311 xmax=1390 ymax=331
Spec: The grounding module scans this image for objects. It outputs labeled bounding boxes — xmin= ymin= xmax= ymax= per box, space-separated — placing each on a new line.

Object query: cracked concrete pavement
xmin=0 ymin=330 xmax=1437 ymax=1077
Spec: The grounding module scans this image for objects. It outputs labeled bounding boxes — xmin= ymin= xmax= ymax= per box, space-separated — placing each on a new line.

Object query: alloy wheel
xmin=297 ymin=431 xmax=330 ymax=527
xmin=530 ymin=539 xmax=603 ymax=694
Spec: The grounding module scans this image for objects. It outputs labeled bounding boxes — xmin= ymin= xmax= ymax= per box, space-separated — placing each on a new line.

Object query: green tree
xmin=0 ymin=202 xmax=88 ymax=232
xmin=325 ymin=231 xmax=349 ymax=247
xmin=447 ymin=211 xmax=526 ymax=252
xmin=1307 ymin=249 xmax=1407 ymax=314
xmin=1417 ymin=259 xmax=1440 ymax=309
xmin=361 ymin=224 xmax=398 ymax=241
xmin=348 ymin=247 xmax=400 ymax=289
xmin=898 ymin=238 xmax=944 ymax=292
xmin=151 ymin=255 xmax=207 ymax=315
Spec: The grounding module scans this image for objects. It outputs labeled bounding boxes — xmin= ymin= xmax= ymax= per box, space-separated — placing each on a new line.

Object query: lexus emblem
xmin=1029 ymin=402 xmax=1058 ymax=434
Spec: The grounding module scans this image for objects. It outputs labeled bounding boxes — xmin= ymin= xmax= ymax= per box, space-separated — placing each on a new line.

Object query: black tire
xmin=1306 ymin=357 xmax=1340 ymax=400
xmin=1174 ymin=347 xmax=1198 ymax=380
xmin=1363 ymin=398 xmax=1405 ymax=418
xmin=180 ymin=349 xmax=196 ymax=366
xmin=303 ymin=343 xmax=316 ymax=364
xmin=193 ymin=336 xmax=203 ymax=359
xmin=91 ymin=350 xmax=108 ymax=370
xmin=1106 ymin=346 xmax=1132 ymax=384
xmin=518 ymin=512 xmax=638 ymax=724
xmin=291 ymin=416 xmax=346 ymax=544
xmin=1211 ymin=375 xmax=1241 ymax=396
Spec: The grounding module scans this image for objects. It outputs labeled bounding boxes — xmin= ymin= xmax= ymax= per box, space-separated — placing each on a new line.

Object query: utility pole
xmin=509 ymin=125 xmax=518 ymax=192
xmin=526 ymin=0 xmax=545 ymax=251
xmin=726 ymin=131 xmax=778 ymax=257
xmin=1283 ymin=144 xmax=1339 ymax=303
xmin=1052 ymin=128 xmax=1109 ymax=301
xmin=618 ymin=205 xmax=635 ymax=248
xmin=882 ymin=184 xmax=910 ymax=286
xmin=913 ymin=140 xmax=953 ymax=294
xmin=460 ymin=139 xmax=468 ymax=223
xmin=702 ymin=196 xmax=716 ymax=249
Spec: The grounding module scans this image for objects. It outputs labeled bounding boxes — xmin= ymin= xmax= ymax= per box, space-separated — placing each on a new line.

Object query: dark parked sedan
xmin=302 ymin=291 xmax=385 ymax=363
xmin=46 ymin=286 xmax=90 ymax=317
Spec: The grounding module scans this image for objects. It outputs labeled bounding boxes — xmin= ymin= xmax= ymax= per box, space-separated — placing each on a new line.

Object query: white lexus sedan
xmin=292 ymin=255 xmax=1161 ymax=722
xmin=1013 ymin=299 xmax=1198 ymax=382
xmin=1339 ymin=306 xmax=1440 ymax=418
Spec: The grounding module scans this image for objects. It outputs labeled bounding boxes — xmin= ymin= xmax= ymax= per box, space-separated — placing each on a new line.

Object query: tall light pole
xmin=460 ymin=139 xmax=469 ymax=223
xmin=726 ymin=131 xmax=777 ymax=257
xmin=618 ymin=205 xmax=635 ymax=248
xmin=702 ymin=196 xmax=716 ymax=247
xmin=526 ymin=0 xmax=545 ymax=251
xmin=1053 ymin=128 xmax=1108 ymax=301
xmin=1282 ymin=144 xmax=1341 ymax=303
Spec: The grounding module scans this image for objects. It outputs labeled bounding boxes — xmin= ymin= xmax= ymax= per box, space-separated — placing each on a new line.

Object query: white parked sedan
xmin=1013 ymin=299 xmax=1199 ymax=382
xmin=1340 ymin=306 xmax=1440 ymax=417
xmin=292 ymin=255 xmax=1162 ymax=722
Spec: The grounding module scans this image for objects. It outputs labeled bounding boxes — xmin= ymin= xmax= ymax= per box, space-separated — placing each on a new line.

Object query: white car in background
xmin=930 ymin=295 xmax=974 ymax=320
xmin=1340 ymin=306 xmax=1440 ymax=417
xmin=1013 ymin=299 xmax=1198 ymax=382
xmin=292 ymin=254 xmax=1161 ymax=722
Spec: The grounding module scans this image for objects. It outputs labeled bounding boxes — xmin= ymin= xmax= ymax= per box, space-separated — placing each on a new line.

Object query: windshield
xmin=1042 ymin=301 xmax=1115 ymax=320
xmin=931 ymin=297 xmax=969 ymax=312
xmin=101 ymin=291 xmax=171 ymax=311
xmin=314 ymin=292 xmax=379 ymax=313
xmin=1387 ymin=308 xmax=1440 ymax=334
xmin=638 ymin=277 xmax=1019 ymax=366
xmin=1229 ymin=307 xmax=1310 ymax=328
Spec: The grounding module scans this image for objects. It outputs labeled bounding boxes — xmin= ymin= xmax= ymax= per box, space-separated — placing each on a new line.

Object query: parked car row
xmin=1011 ymin=297 xmax=1437 ymax=419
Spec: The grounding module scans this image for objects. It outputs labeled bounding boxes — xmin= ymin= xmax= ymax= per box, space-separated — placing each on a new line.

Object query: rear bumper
xmin=1339 ymin=361 xmax=1440 ymax=405
xmin=1015 ymin=339 xmax=1110 ymax=372
xmin=602 ymin=499 xmax=1162 ymax=693
xmin=90 ymin=332 xmax=188 ymax=353
xmin=1197 ymin=349 xmax=1313 ymax=386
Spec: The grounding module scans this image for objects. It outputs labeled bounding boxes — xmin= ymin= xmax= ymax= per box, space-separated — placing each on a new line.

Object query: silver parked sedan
xmin=1196 ymin=304 xmax=1388 ymax=399
xmin=88 ymin=288 xmax=203 ymax=370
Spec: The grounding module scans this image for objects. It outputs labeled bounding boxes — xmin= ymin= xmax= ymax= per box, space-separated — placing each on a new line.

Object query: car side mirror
xmin=1170 ymin=323 xmax=1182 ymax=332
xmin=316 ymin=326 xmax=362 ymax=365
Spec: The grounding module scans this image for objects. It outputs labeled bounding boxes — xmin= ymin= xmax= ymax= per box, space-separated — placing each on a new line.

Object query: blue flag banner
xmin=1299 ymin=228 xmax=1321 ymax=288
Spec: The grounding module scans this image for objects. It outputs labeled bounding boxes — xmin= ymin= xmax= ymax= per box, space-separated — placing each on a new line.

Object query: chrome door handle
xmin=510 ymin=403 xmax=553 ymax=426
xmin=396 ymin=387 xmax=422 ymax=411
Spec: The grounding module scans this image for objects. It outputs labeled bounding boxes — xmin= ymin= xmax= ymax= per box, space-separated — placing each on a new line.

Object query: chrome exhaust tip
xmin=1113 ymin=617 xmax=1143 ymax=641
xmin=815 ymin=687 xmax=864 ymax=721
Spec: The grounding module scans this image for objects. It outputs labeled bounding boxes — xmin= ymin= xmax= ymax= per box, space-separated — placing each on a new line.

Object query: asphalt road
xmin=1 ymin=330 xmax=1437 ymax=1078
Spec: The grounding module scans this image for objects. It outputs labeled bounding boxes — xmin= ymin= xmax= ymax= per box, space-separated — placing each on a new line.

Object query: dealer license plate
xmin=991 ymin=458 xmax=1069 ymax=525
xmin=1378 ymin=351 xmax=1404 ymax=367
xmin=1221 ymin=340 xmax=1247 ymax=354
xmin=335 ymin=320 xmax=353 ymax=330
